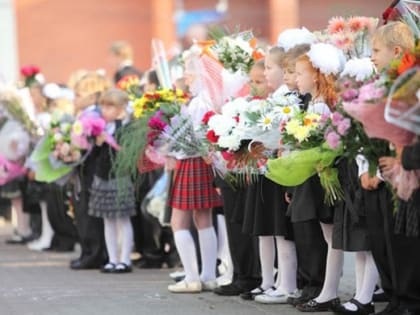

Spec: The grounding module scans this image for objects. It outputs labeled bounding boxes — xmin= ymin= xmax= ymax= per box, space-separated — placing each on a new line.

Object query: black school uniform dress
xmin=332 ymin=158 xmax=370 ymax=251
xmin=88 ymin=120 xmax=136 ymax=219
xmin=285 ymin=99 xmax=331 ymax=300
xmin=71 ymin=106 xmax=106 ymax=268
xmin=215 ymin=175 xmax=261 ymax=292
xmin=386 ymin=140 xmax=420 ymax=313
xmin=242 ymin=174 xmax=292 ymax=239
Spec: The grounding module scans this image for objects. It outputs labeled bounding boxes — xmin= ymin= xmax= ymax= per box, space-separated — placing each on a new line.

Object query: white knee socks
xmin=12 ymin=197 xmax=31 ymax=237
xmin=355 ymin=251 xmax=379 ymax=304
xmin=104 ymin=218 xmax=118 ymax=264
xmin=259 ymin=236 xmax=275 ymax=290
xmin=315 ymin=223 xmax=344 ymax=303
xmin=28 ymin=201 xmax=54 ymax=250
xmin=174 ymin=230 xmax=200 ymax=282
xmin=343 ymin=251 xmax=379 ymax=310
xmin=198 ymin=227 xmax=218 ymax=282
xmin=216 ymin=215 xmax=233 ymax=280
xmin=275 ymin=236 xmax=298 ymax=294
xmin=117 ymin=217 xmax=134 ymax=266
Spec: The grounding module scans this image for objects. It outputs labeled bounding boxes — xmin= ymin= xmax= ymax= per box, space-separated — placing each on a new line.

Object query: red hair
xmin=297 ymin=55 xmax=337 ymax=109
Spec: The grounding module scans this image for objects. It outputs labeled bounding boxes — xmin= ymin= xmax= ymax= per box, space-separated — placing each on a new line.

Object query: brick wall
xmin=15 ymin=0 xmax=387 ymax=83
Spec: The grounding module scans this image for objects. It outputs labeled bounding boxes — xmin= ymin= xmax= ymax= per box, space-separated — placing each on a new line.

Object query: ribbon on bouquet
xmin=0 ymin=154 xmax=26 ymax=185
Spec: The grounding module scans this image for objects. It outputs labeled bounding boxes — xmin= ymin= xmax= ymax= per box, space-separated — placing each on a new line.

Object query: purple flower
xmin=326 ymin=131 xmax=341 ymax=149
xmin=358 ymin=82 xmax=385 ymax=102
xmin=331 ymin=112 xmax=344 ymax=127
xmin=337 ymin=118 xmax=351 ymax=136
xmin=148 ymin=113 xmax=167 ymax=131
xmin=341 ymin=88 xmax=359 ymax=102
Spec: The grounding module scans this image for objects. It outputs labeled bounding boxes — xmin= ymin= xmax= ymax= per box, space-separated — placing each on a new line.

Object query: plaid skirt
xmin=169 ymin=157 xmax=222 ymax=210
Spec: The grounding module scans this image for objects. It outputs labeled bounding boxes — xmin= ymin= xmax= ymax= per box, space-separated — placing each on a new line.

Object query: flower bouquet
xmin=266 ymin=110 xmax=344 ymax=205
xmin=343 ymin=77 xmax=416 ymax=147
xmin=214 ymin=32 xmax=264 ymax=74
xmin=30 ymin=111 xmax=118 ymax=184
xmin=152 ymin=107 xmax=208 ymax=160
xmin=0 ymin=154 xmax=26 ymax=185
xmin=112 ymin=88 xmax=189 ymax=178
xmin=116 ymin=75 xmax=142 ymax=100
xmin=318 ymin=16 xmax=379 ymax=59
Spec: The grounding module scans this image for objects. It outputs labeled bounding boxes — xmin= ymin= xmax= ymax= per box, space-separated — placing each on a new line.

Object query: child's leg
xmin=275 ymin=236 xmax=297 ymax=293
xmin=258 ymin=236 xmax=275 ymax=290
xmin=12 ymin=197 xmax=31 ymax=237
xmin=193 ymin=209 xmax=217 ymax=282
xmin=314 ymin=223 xmax=344 ymax=303
xmin=116 ymin=217 xmax=134 ymax=266
xmin=103 ymin=218 xmax=118 ymax=264
xmin=28 ymin=201 xmax=54 ymax=250
xmin=171 ymin=209 xmax=200 ymax=283
xmin=356 ymin=251 xmax=379 ymax=304
xmin=216 ymin=214 xmax=233 ymax=280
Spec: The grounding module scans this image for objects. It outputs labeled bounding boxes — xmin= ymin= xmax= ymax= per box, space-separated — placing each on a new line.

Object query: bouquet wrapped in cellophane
xmin=266 ymin=110 xmax=344 ymax=205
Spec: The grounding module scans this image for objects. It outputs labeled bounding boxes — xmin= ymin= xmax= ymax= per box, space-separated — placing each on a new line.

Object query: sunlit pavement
xmin=0 ymin=223 xmax=386 ymax=315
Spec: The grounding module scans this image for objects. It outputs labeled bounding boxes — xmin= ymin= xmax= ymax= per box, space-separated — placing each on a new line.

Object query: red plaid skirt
xmin=169 ymin=157 xmax=223 ymax=210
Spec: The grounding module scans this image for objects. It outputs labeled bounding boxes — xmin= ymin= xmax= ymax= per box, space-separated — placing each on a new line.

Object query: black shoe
xmin=240 ymin=287 xmax=266 ymax=301
xmin=333 ymin=299 xmax=375 ymax=315
xmin=134 ymin=258 xmax=162 ymax=269
xmin=297 ymin=298 xmax=341 ymax=312
xmin=113 ymin=263 xmax=132 ymax=274
xmin=70 ymin=259 xmax=102 ymax=270
xmin=288 ymin=294 xmax=313 ymax=307
xmin=373 ymin=292 xmax=389 ymax=303
xmin=101 ymin=263 xmax=116 ymax=273
xmin=214 ymin=283 xmax=245 ymax=296
xmin=5 ymin=233 xmax=34 ymax=245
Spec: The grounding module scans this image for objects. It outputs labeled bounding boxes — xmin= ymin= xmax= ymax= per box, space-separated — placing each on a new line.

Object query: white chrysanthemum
xmin=307 ymin=43 xmax=344 ymax=75
xmin=218 ymin=133 xmax=242 ymax=151
xmin=207 ymin=115 xmax=237 ymax=136
xmin=222 ymin=97 xmax=249 ymax=118
xmin=340 ymin=58 xmax=375 ymax=81
xmin=277 ymin=27 xmax=316 ymax=51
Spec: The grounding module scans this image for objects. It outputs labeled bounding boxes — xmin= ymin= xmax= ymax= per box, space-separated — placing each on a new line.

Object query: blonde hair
xmin=252 ymin=58 xmax=265 ymax=70
xmin=110 ymin=41 xmax=133 ymax=60
xmin=282 ymin=44 xmax=310 ymax=69
xmin=99 ymin=88 xmax=128 ymax=107
xmin=267 ymin=46 xmax=286 ymax=67
xmin=372 ymin=21 xmax=415 ymax=51
xmin=67 ymin=69 xmax=88 ymax=90
xmin=297 ymin=55 xmax=337 ymax=108
xmin=74 ymin=72 xmax=111 ymax=98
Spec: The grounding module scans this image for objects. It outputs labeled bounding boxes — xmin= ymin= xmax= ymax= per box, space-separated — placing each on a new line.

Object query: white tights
xmin=104 ymin=217 xmax=133 ymax=265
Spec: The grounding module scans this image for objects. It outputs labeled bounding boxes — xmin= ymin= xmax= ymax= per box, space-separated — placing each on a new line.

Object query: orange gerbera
xmin=397 ymin=52 xmax=416 ymax=75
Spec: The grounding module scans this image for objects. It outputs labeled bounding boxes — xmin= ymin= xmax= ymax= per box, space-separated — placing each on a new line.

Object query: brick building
xmin=11 ymin=0 xmax=388 ymax=83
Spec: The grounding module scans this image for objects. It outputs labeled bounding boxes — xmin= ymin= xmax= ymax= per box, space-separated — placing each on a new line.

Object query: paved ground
xmin=0 ymin=223 xmax=386 ymax=315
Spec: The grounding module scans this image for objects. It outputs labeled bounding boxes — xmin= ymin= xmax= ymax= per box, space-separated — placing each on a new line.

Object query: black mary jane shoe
xmin=240 ymin=287 xmax=267 ymax=301
xmin=296 ymin=297 xmax=341 ymax=312
xmin=113 ymin=263 xmax=132 ymax=274
xmin=101 ymin=263 xmax=116 ymax=273
xmin=333 ymin=299 xmax=375 ymax=315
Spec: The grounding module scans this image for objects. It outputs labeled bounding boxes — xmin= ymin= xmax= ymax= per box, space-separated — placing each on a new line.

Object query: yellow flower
xmin=285 ymin=119 xmax=300 ymax=135
xmin=295 ymin=126 xmax=311 ymax=143
xmin=72 ymin=121 xmax=84 ymax=136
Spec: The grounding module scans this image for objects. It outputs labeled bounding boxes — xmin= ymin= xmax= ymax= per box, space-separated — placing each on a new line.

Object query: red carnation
xmin=221 ymin=150 xmax=234 ymax=161
xmin=206 ymin=130 xmax=219 ymax=143
xmin=20 ymin=65 xmax=40 ymax=77
xmin=202 ymin=111 xmax=216 ymax=124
